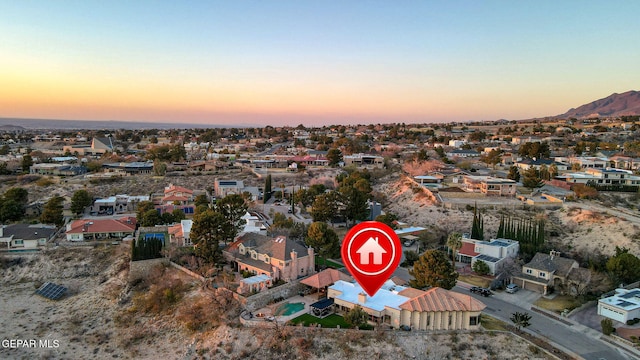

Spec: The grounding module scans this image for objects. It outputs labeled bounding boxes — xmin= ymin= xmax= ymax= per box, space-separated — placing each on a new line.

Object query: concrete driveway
xmin=491 ymin=287 xmax=541 ymax=310
xmin=569 ymin=301 xmax=607 ymax=331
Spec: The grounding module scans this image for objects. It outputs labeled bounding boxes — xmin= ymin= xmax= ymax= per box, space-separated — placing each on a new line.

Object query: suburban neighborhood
xmin=2 ymin=114 xmax=640 ymax=359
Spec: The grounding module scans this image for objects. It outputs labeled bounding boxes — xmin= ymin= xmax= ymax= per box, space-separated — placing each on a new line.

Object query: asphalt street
xmin=453 ymin=285 xmax=633 ymax=360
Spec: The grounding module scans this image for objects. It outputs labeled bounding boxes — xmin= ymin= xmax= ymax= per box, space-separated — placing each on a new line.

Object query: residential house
xmin=168 ymin=220 xmax=193 ymax=246
xmin=66 ymin=217 xmax=136 ymax=241
xmin=515 ymin=158 xmax=569 ymax=172
xmin=30 ymin=163 xmax=87 ymax=176
xmin=555 ymin=168 xmax=640 ymax=187
xmin=457 ymin=237 xmax=519 ymax=276
xmin=239 ymin=212 xmax=268 ymax=236
xmin=102 ymin=162 xmax=153 ymax=175
xmin=343 ymin=153 xmax=385 ymax=169
xmin=223 ymin=233 xmax=315 ymax=282
xmin=446 ymin=149 xmax=480 ymax=158
xmin=0 ymin=224 xmax=57 ymax=249
xmin=155 ymin=184 xmax=195 ymax=215
xmin=92 ymin=195 xmax=149 ymax=215
xmin=512 ymin=251 xmax=579 ymax=294
xmin=214 ymin=179 xmax=245 ymax=198
xmin=463 ymin=175 xmax=516 ymax=196
xmin=328 ymin=280 xmax=485 ymax=330
xmin=598 ymin=288 xmax=640 ymax=323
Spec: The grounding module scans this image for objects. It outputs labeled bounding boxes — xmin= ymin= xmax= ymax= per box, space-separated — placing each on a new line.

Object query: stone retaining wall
xmin=244 ymin=280 xmax=306 ymax=311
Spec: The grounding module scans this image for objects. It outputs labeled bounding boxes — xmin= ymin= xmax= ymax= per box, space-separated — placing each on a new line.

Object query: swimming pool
xmin=275 ymin=302 xmax=305 ymax=316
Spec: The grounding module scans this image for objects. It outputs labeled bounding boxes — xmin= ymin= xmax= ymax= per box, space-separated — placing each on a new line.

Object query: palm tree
xmin=446 ymin=232 xmax=463 ymax=263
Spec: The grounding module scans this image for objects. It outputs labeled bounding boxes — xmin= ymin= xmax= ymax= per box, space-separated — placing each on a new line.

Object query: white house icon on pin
xmin=356 ymin=237 xmax=387 ymax=265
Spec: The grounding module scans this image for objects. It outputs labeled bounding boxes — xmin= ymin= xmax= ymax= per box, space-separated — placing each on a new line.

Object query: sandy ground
xmin=1 ymin=245 xmax=555 ymax=360
xmin=375 ymin=173 xmax=640 ymax=258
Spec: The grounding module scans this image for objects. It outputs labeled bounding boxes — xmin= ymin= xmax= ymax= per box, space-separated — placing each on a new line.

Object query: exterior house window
xmin=14 ymin=240 xmax=23 ymax=245
xmin=539 ymin=272 xmax=545 ymax=277
xmin=301 ymin=268 xmax=304 ymax=274
xmin=427 ymin=314 xmax=431 ymax=326
xmin=448 ymin=314 xmax=452 ymax=326
xmin=251 ymin=251 xmax=257 ymax=259
xmin=469 ymin=316 xmax=479 ymax=326
xmin=526 ymin=269 xmax=532 ymax=274
xmin=264 ymin=256 xmax=270 ymax=264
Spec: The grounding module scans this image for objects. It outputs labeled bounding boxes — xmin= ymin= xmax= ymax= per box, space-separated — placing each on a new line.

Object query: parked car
xmin=506 ymin=284 xmax=519 ymax=293
xmin=469 ymin=286 xmax=481 ymax=293
xmin=478 ymin=288 xmax=492 ymax=297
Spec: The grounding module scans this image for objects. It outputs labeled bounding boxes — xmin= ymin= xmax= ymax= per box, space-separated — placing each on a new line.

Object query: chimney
xmin=358 ymin=292 xmax=367 ymax=304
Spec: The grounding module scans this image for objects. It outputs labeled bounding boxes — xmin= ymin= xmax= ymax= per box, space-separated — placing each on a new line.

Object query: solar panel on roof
xmin=35 ymin=282 xmax=67 ymax=300
xmin=620 ymin=290 xmax=640 ymax=299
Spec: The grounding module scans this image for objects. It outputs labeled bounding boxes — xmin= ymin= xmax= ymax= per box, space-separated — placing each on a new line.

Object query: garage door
xmin=522 ymin=281 xmax=545 ymax=293
xmin=599 ymin=306 xmax=625 ymax=323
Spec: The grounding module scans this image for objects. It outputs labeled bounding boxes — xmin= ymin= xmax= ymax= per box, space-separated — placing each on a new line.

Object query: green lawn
xmin=289 ymin=314 xmax=350 ymax=328
xmin=315 ymin=256 xmax=344 ymax=269
xmin=458 ymin=274 xmax=492 ymax=288
xmin=534 ymin=295 xmax=582 ymax=314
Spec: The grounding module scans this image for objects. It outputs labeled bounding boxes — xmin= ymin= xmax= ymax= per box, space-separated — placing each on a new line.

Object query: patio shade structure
xmin=310 ymin=298 xmax=335 ymax=317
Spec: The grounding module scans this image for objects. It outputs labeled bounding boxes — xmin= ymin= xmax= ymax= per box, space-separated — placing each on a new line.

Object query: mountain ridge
xmin=557 ymin=90 xmax=640 ymax=119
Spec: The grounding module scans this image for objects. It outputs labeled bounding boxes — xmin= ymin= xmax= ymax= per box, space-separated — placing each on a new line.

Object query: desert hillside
xmin=1 ymin=245 xmax=552 ymax=360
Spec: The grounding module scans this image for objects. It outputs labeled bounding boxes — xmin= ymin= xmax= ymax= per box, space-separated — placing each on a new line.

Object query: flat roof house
xmin=598 ymin=288 xmax=640 ymax=324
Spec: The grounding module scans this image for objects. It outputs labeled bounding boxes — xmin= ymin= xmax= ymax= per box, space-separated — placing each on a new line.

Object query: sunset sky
xmin=1 ymin=1 xmax=639 ymax=127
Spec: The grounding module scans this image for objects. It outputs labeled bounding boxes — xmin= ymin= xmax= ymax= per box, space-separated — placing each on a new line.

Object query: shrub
xmin=601 ymin=318 xmax=615 ymax=335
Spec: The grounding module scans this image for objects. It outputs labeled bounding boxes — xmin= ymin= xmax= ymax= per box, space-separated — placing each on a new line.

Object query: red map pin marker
xmin=341 ymin=221 xmax=402 ymax=297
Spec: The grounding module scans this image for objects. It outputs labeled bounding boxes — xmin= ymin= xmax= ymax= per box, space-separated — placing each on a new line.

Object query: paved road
xmin=453 ymin=285 xmax=632 ymax=360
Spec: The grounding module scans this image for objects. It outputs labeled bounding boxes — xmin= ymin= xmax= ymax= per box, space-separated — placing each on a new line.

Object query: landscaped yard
xmin=534 ymin=295 xmax=582 ymax=314
xmin=480 ymin=314 xmax=509 ymax=331
xmin=288 ymin=313 xmax=350 ymax=328
xmin=458 ymin=274 xmax=492 ymax=288
xmin=315 ymin=256 xmax=344 ymax=269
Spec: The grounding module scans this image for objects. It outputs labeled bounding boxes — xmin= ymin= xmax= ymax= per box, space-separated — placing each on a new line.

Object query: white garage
xmin=597 ymin=288 xmax=640 ymax=324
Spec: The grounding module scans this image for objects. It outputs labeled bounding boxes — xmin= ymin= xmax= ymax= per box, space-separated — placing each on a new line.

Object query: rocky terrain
xmin=0 ymin=245 xmax=553 ymax=360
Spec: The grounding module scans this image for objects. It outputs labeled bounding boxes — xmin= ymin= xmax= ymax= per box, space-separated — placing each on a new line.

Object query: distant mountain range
xmin=558 ymin=90 xmax=640 ymax=119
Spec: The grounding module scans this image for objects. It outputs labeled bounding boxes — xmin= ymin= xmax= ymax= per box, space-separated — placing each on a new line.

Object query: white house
xmin=457 ymin=237 xmax=519 ymax=276
xmin=598 ymin=288 xmax=640 ymax=324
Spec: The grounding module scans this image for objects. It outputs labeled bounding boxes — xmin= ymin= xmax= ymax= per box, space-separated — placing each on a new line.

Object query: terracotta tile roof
xmin=168 ymin=223 xmax=182 ymax=237
xmin=400 ymin=287 xmax=486 ymax=312
xmin=397 ymin=287 xmax=425 ymax=299
xmin=66 ymin=217 xmax=136 ymax=235
xmin=164 ymin=185 xmax=193 ymax=195
xmin=300 ymin=268 xmax=352 ymax=288
xmin=162 ymin=195 xmax=189 ymax=202
xmin=458 ymin=242 xmax=479 ymax=257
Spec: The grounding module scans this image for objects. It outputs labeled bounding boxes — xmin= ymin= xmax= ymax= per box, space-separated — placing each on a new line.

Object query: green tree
xmin=215 ymin=194 xmax=248 ymax=244
xmin=344 ymin=305 xmax=368 ymax=329
xmin=194 ymin=194 xmax=209 ymax=208
xmin=507 ymin=166 xmax=521 ymax=182
xmin=327 ymin=148 xmax=343 ymax=166
xmin=40 ymin=196 xmax=64 ymax=226
xmin=141 ymin=209 xmax=162 ymax=227
xmin=136 ymin=201 xmax=156 ymax=221
xmin=548 ymin=164 xmax=558 ymax=179
xmin=4 ymin=187 xmax=28 ymax=205
xmin=601 ymin=318 xmax=614 ymax=336
xmin=310 ymin=192 xmax=338 ymax=222
xmin=522 ymin=167 xmax=543 ymax=190
xmin=0 ymin=161 xmax=10 ymax=175
xmin=191 ymin=209 xmax=225 ymax=263
xmin=305 ymin=222 xmax=340 ymax=259
xmin=409 ymin=250 xmax=458 ymax=290
xmin=375 ymin=213 xmax=398 ymax=229
xmin=606 ymin=247 xmax=640 ymax=285
xmin=153 ymin=160 xmax=167 ymax=176
xmin=0 ymin=199 xmax=24 ymax=222
xmin=264 ymin=174 xmax=272 ymax=202
xmin=338 ymin=173 xmax=371 ymax=226
xmin=480 ymin=149 xmax=502 ymax=169
xmin=510 ymin=312 xmax=532 ymax=331
xmin=21 ymin=154 xmax=33 ymax=172
xmin=471 ymin=205 xmax=484 ymax=240
xmin=172 ymin=208 xmax=186 ymax=222
xmin=446 ymin=232 xmax=463 ymax=262
xmin=0 ymin=144 xmax=10 ymax=155
xmin=472 ymin=260 xmax=490 ymax=276
xmin=71 ymin=190 xmax=93 ymax=216
xmin=402 ymin=250 xmax=419 ymax=267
